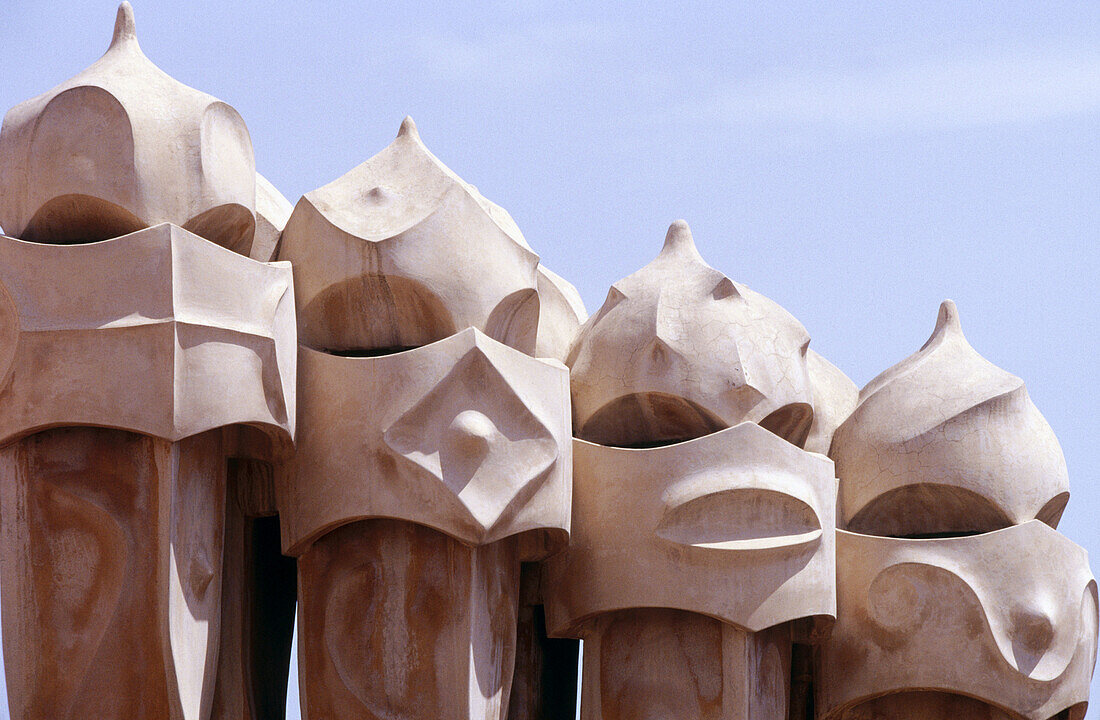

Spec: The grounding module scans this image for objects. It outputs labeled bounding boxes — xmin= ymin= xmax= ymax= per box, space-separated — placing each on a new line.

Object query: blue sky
xmin=0 ymin=1 xmax=1098 ymax=717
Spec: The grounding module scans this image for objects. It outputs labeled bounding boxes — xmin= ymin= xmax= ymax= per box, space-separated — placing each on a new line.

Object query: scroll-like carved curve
xmin=818 ymin=524 xmax=1097 ymax=720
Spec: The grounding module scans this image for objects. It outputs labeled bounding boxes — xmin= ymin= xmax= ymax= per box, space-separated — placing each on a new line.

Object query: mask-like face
xmin=544 ymin=421 xmax=836 ymax=637
xmin=817 ymin=522 xmax=1097 ymax=720
xmin=279 ymin=117 xmax=543 ymax=357
xmin=275 ymin=122 xmax=575 ymax=720
xmin=279 ymin=328 xmax=571 ymax=557
xmin=567 ymin=221 xmax=814 ymax=448
xmin=831 ymin=301 xmax=1070 ymax=537
xmin=0 ymin=224 xmax=295 ymax=446
xmin=0 ymin=4 xmax=257 ymax=253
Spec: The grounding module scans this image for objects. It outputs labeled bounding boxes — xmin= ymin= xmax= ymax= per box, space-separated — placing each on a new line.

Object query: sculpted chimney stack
xmin=0 ymin=7 xmax=1093 ymax=720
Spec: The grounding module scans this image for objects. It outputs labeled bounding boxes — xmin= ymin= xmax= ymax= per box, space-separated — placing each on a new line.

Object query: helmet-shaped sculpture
xmin=0 ymin=3 xmax=257 ymax=253
xmin=818 ymin=301 xmax=1095 ymax=720
xmin=568 ymin=219 xmax=815 ymax=447
xmin=831 ymin=300 xmax=1070 ymax=537
xmin=279 ymin=116 xmax=544 ymax=355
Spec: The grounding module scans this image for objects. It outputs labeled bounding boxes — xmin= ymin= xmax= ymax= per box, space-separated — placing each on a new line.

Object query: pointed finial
xmin=398 ymin=116 xmax=419 ymax=139
xmin=662 ymin=219 xmax=694 ymax=251
xmin=110 ymin=2 xmax=138 ymax=49
xmin=935 ymin=299 xmax=962 ymax=335
xmin=657 ymin=219 xmax=706 ymax=264
xmin=919 ymin=299 xmax=963 ymax=351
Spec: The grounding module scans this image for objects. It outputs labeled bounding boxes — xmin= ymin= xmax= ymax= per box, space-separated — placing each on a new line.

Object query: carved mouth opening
xmin=891 ymin=530 xmax=987 ymax=539
xmin=578 ymin=392 xmax=727 ymax=448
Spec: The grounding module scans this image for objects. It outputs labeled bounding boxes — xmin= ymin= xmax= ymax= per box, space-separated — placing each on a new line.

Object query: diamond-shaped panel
xmin=384 ymin=346 xmax=558 ymax=533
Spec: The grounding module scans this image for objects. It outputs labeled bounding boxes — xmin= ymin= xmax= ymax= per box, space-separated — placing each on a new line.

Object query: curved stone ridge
xmin=0 ymin=224 xmax=295 ymax=445
xmin=544 ymin=421 xmax=836 ymax=636
xmin=0 ymin=3 xmax=257 ymax=253
xmin=277 ymin=328 xmax=571 ymax=557
xmin=568 ymin=220 xmax=815 ymax=447
xmin=817 ymin=522 xmax=1097 ymax=720
xmin=805 ymin=348 xmax=859 ymax=456
xmin=278 ymin=117 xmax=543 ymax=355
xmin=535 ymin=264 xmax=587 ymax=361
xmin=251 ymin=173 xmax=293 ymax=263
xmin=831 ymin=300 xmax=1070 ymax=536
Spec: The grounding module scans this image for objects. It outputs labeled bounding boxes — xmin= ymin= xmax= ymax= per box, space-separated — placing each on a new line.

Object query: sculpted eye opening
xmin=1036 ymin=492 xmax=1071 ymax=529
xmin=21 ymin=194 xmax=146 ymax=244
xmin=183 ymin=203 xmax=256 ymax=256
xmin=845 ymin=483 xmax=1015 ymax=538
xmin=298 ymin=274 xmax=457 ymax=356
xmin=320 ymin=346 xmax=422 ymax=358
xmin=576 ymin=392 xmax=727 ymax=448
xmin=657 ymin=486 xmax=822 ymax=551
xmin=839 ymin=691 xmax=1039 ymax=720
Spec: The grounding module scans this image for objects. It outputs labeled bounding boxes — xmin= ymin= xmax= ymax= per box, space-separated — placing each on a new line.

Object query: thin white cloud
xmin=682 ymin=44 xmax=1100 ymax=131
xmin=408 ymin=21 xmax=601 ymax=85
